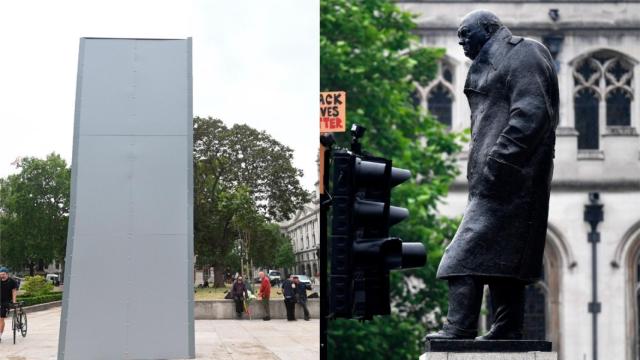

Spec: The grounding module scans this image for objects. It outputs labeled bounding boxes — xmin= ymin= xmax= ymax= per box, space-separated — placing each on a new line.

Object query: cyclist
xmin=0 ymin=267 xmax=18 ymax=343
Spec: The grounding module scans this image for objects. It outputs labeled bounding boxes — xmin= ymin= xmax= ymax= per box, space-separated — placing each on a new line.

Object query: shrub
xmin=328 ymin=315 xmax=425 ymax=360
xmin=21 ymin=275 xmax=54 ymax=296
xmin=17 ymin=292 xmax=62 ymax=306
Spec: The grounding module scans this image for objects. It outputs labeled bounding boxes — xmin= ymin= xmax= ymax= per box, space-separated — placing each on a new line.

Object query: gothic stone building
xmin=397 ymin=1 xmax=640 ymax=359
xmin=280 ymin=200 xmax=320 ymax=279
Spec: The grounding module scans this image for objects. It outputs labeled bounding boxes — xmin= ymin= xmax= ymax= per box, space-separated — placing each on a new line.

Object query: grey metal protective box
xmin=58 ymin=38 xmax=194 ymax=359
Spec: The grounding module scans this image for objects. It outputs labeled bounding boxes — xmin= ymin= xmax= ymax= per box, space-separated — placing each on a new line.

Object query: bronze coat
xmin=437 ymin=27 xmax=559 ymax=282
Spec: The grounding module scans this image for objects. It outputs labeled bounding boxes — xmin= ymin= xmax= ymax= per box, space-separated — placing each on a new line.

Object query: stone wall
xmin=194 ymin=299 xmax=320 ymax=320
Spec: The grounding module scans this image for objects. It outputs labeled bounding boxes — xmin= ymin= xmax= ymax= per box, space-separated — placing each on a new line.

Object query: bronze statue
xmin=427 ymin=10 xmax=559 ymax=340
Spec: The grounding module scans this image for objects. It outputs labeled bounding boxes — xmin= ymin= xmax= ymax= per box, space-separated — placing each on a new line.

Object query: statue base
xmin=420 ymin=340 xmax=555 ymax=360
xmin=420 ymin=352 xmax=557 ymax=360
xmin=426 ymin=339 xmax=552 ymax=352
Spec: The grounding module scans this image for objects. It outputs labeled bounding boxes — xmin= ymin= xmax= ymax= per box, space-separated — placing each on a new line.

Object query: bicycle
xmin=9 ymin=301 xmax=27 ymax=344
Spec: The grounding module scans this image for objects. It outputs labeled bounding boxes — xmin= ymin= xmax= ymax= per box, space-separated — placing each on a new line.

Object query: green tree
xmin=230 ymin=187 xmax=263 ymax=278
xmin=249 ymin=222 xmax=289 ymax=269
xmin=193 ymin=118 xmax=309 ymax=286
xmin=322 ymin=0 xmax=466 ymax=358
xmin=273 ymin=235 xmax=296 ymax=271
xmin=0 ymin=154 xmax=70 ymax=275
xmin=194 ymin=186 xmax=254 ymax=286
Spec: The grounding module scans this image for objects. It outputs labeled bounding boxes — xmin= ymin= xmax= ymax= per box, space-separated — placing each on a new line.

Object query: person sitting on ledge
xmin=231 ymin=275 xmax=248 ymax=319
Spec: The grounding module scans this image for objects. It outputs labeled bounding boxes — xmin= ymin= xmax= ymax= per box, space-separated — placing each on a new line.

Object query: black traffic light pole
xmin=584 ymin=192 xmax=603 ymax=360
xmin=329 ymin=124 xmax=426 ymax=320
xmin=319 ymin=134 xmax=335 ymax=359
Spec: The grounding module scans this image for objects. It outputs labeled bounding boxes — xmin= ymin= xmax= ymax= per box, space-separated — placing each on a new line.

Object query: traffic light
xmin=329 ymin=126 xmax=426 ymax=320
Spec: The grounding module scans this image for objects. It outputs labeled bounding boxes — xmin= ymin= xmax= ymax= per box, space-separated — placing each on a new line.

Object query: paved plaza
xmin=0 ymin=307 xmax=319 ymax=360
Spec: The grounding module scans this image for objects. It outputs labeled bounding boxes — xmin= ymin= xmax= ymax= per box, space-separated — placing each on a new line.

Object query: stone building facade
xmin=280 ymin=199 xmax=320 ymax=278
xmin=397 ymin=1 xmax=640 ymax=359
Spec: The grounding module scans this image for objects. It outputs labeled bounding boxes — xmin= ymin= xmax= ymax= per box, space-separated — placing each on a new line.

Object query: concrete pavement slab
xmin=0 ymin=307 xmax=319 ymax=360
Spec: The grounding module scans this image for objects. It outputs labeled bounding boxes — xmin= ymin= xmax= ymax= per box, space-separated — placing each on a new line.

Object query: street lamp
xmin=584 ymin=192 xmax=603 ymax=360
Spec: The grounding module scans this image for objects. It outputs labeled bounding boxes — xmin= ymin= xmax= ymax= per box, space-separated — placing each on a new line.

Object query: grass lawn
xmin=194 ymin=283 xmax=283 ymax=300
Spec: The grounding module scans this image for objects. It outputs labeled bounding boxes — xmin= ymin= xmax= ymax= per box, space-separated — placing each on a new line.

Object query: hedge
xmin=16 ymin=292 xmax=63 ymax=307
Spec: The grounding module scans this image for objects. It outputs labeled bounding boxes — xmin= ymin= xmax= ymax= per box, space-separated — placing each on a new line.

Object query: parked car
xmin=293 ymin=274 xmax=312 ymax=290
xmin=268 ymin=270 xmax=281 ymax=285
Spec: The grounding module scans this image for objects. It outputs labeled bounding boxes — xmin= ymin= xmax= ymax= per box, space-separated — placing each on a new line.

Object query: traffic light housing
xmin=330 ymin=147 xmax=426 ymax=320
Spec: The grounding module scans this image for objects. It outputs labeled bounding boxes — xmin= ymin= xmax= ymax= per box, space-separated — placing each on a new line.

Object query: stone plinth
xmin=420 ymin=353 xmax=557 ymax=360
xmin=426 ymin=340 xmax=552 ymax=352
xmin=420 ymin=340 xmax=556 ymax=360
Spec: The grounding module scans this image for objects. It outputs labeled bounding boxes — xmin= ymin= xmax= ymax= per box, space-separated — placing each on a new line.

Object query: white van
xmin=46 ymin=273 xmax=60 ymax=286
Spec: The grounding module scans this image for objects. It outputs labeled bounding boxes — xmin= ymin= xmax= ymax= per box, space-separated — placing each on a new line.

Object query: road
xmin=0 ymin=307 xmax=319 ymax=360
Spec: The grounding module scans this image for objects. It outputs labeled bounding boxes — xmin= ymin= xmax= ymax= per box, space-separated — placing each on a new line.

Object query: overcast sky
xmin=0 ymin=0 xmax=319 ymax=191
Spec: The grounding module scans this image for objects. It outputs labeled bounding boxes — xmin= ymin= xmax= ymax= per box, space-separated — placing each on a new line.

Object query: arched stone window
xmin=635 ymin=253 xmax=640 ymax=358
xmin=522 ymin=265 xmax=548 ymax=340
xmin=574 ymin=88 xmax=599 ymax=149
xmin=413 ymin=58 xmax=456 ymax=128
xmin=428 ymin=84 xmax=453 ymax=127
xmin=617 ymin=221 xmax=640 ymax=360
xmin=485 ymin=264 xmax=548 ymax=340
xmin=573 ymin=50 xmax=635 ymax=150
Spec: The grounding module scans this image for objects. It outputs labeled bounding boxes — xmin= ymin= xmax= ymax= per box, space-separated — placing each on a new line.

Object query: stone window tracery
xmin=573 ymin=51 xmax=635 ymax=150
xmin=413 ymin=59 xmax=455 ymax=128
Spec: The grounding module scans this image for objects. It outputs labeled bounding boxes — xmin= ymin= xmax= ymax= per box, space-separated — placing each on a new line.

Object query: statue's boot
xmin=425 ymin=324 xmax=477 ymax=340
xmin=475 ymin=326 xmax=523 ymax=340
xmin=476 ymin=277 xmax=526 ymax=341
xmin=426 ymin=276 xmax=483 ymax=341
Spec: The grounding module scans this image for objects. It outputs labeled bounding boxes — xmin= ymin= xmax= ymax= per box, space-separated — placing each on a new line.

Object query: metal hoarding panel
xmin=58 ymin=37 xmax=194 ymax=359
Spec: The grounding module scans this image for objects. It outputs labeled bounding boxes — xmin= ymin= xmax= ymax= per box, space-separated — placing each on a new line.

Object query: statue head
xmin=458 ymin=10 xmax=503 ymax=60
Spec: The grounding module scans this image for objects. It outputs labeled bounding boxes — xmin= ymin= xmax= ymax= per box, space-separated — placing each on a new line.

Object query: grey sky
xmin=0 ymin=0 xmax=319 ymax=191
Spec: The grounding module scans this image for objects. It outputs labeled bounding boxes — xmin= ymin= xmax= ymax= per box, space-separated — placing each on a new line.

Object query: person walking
xmin=293 ymin=276 xmax=310 ymax=321
xmin=281 ymin=274 xmax=296 ymax=321
xmin=0 ymin=267 xmax=18 ymax=343
xmin=258 ymin=271 xmax=271 ymax=321
xmin=230 ymin=275 xmax=248 ymax=319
